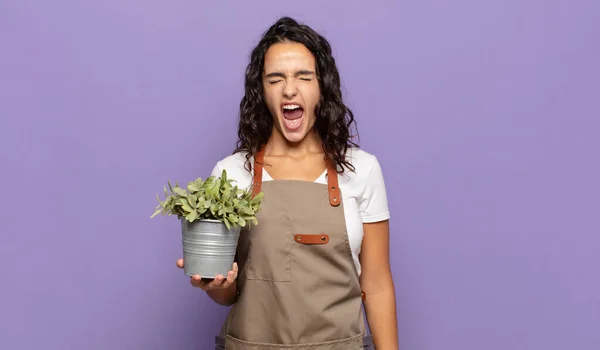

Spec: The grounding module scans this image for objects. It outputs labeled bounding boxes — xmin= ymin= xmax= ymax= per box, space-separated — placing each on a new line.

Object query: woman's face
xmin=262 ymin=41 xmax=321 ymax=144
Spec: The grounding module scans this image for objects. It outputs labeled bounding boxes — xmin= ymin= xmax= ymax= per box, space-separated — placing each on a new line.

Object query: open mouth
xmin=282 ymin=104 xmax=304 ymax=131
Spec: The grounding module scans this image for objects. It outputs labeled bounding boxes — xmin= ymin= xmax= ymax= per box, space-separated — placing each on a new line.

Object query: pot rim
xmin=180 ymin=218 xmax=225 ymax=224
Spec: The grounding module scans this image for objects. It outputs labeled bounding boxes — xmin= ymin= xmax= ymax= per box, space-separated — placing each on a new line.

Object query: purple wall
xmin=1 ymin=1 xmax=598 ymax=349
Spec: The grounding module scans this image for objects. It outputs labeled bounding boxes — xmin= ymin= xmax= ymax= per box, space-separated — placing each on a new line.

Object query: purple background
xmin=1 ymin=1 xmax=599 ymax=349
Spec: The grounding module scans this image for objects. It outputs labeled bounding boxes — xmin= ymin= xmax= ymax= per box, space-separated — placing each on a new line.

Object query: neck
xmin=265 ymin=128 xmax=323 ymax=157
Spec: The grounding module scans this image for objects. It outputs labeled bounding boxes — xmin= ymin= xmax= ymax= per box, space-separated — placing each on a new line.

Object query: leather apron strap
xmin=251 ymin=147 xmax=341 ymax=207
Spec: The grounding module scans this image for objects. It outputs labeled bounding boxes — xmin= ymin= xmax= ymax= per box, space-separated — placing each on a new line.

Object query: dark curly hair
xmin=234 ymin=16 xmax=359 ymax=173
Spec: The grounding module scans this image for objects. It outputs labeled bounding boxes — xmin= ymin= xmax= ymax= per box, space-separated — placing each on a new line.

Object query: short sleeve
xmin=359 ymin=156 xmax=391 ymax=223
xmin=210 ymin=162 xmax=222 ymax=178
xmin=206 ymin=153 xmax=254 ymax=191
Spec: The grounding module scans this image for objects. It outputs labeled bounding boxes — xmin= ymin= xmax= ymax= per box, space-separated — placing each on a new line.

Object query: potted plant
xmin=151 ymin=169 xmax=263 ymax=278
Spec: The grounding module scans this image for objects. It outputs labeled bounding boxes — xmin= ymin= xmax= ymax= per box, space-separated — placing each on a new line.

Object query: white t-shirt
xmin=210 ymin=147 xmax=390 ymax=275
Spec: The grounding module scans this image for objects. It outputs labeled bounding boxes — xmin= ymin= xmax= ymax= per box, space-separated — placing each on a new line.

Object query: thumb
xmin=176 ymin=258 xmax=184 ymax=268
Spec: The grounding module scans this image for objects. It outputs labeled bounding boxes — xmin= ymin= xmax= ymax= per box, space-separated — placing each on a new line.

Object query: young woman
xmin=176 ymin=17 xmax=399 ymax=349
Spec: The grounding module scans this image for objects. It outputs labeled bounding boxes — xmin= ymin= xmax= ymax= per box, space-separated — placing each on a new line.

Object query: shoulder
xmin=345 ymin=147 xmax=379 ymax=173
xmin=341 ymin=147 xmax=390 ymax=222
xmin=213 ymin=151 xmax=249 ymax=172
xmin=211 ymin=152 xmax=253 ymax=190
xmin=341 ymin=147 xmax=383 ymax=183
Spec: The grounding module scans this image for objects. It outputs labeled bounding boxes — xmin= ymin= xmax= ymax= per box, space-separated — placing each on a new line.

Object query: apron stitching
xmin=225 ymin=333 xmax=364 ymax=348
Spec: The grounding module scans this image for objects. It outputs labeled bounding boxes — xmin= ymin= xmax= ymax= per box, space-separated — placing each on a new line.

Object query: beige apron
xmin=215 ymin=149 xmax=374 ymax=349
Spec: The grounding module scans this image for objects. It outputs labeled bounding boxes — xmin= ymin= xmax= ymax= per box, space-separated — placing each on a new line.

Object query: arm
xmin=359 ymin=220 xmax=399 ymax=350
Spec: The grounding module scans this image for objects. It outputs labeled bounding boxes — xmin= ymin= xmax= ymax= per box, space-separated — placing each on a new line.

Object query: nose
xmin=282 ymin=79 xmax=298 ymax=98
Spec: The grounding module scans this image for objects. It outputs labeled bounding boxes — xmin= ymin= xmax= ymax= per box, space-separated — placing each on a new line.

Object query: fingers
xmin=213 ymin=275 xmax=226 ymax=287
xmin=226 ymin=263 xmax=238 ymax=284
xmin=190 ymin=275 xmax=212 ymax=291
xmin=224 ymin=271 xmax=235 ymax=285
xmin=176 ymin=258 xmax=184 ymax=268
xmin=185 ymin=262 xmax=239 ymax=291
xmin=189 ymin=274 xmax=221 ymax=291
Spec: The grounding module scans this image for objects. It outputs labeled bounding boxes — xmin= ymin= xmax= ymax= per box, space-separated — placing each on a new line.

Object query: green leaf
xmin=173 ymin=187 xmax=187 ymax=196
xmin=211 ymin=184 xmax=219 ymax=197
xmin=203 ymin=176 xmax=216 ymax=188
xmin=250 ymin=192 xmax=264 ymax=205
xmin=222 ymin=186 xmax=231 ymax=200
xmin=210 ymin=204 xmax=218 ymax=216
xmin=186 ymin=211 xmax=198 ymax=222
xmin=187 ymin=183 xmax=199 ymax=192
xmin=150 ymin=208 xmax=162 ymax=219
xmin=239 ymin=207 xmax=255 ymax=216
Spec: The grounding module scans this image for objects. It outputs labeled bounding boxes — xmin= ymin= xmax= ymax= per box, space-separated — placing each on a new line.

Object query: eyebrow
xmin=265 ymin=70 xmax=316 ymax=78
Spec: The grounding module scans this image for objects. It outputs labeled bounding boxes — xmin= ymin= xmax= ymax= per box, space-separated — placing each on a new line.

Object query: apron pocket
xmin=245 ymin=234 xmax=292 ymax=282
xmin=225 ymin=334 xmax=364 ymax=349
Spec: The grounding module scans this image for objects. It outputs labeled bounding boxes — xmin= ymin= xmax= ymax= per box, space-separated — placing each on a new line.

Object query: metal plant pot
xmin=180 ymin=219 xmax=241 ymax=278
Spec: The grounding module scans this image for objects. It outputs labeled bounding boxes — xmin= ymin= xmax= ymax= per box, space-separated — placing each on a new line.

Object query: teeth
xmin=283 ymin=104 xmax=300 ymax=110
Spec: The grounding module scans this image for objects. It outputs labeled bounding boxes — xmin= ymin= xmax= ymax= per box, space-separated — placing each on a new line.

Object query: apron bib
xmin=215 ymin=149 xmax=374 ymax=349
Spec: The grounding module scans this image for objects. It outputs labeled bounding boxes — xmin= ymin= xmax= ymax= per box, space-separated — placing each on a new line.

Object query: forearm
xmin=364 ymin=282 xmax=399 ymax=350
xmin=207 ymin=280 xmax=238 ymax=306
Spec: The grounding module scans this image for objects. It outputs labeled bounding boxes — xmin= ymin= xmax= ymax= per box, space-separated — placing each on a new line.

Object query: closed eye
xmin=268 ymin=80 xmax=283 ymax=84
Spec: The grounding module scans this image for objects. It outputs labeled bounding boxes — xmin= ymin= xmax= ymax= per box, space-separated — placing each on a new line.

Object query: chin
xmin=283 ymin=132 xmax=307 ymax=144
xmin=276 ymin=124 xmax=306 ymax=143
